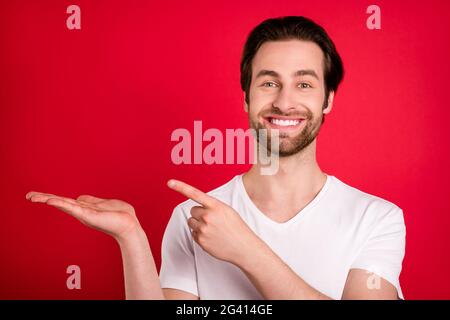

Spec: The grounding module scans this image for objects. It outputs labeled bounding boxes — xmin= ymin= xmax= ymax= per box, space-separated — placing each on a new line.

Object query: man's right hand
xmin=25 ymin=191 xmax=141 ymax=242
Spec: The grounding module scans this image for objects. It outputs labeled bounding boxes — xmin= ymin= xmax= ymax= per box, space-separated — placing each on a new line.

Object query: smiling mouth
xmin=263 ymin=116 xmax=305 ymax=129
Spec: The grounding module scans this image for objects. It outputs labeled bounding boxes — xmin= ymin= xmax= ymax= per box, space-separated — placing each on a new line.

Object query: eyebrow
xmin=255 ymin=69 xmax=320 ymax=80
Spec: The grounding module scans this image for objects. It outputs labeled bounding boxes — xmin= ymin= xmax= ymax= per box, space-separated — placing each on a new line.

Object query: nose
xmin=272 ymin=86 xmax=297 ymax=113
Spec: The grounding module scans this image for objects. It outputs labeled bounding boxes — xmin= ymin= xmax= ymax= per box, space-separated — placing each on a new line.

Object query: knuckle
xmin=202 ymin=213 xmax=211 ymax=224
xmin=191 ymin=206 xmax=202 ymax=216
xmin=198 ymin=225 xmax=208 ymax=234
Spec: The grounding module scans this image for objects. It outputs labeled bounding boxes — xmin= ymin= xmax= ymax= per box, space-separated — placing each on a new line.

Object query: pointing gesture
xmin=167 ymin=179 xmax=219 ymax=208
xmin=167 ymin=179 xmax=263 ymax=265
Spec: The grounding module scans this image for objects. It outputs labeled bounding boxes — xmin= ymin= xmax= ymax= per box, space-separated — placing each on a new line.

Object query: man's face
xmin=246 ymin=40 xmax=333 ymax=157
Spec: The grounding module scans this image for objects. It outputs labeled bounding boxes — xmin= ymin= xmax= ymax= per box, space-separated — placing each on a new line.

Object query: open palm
xmin=25 ymin=191 xmax=140 ymax=241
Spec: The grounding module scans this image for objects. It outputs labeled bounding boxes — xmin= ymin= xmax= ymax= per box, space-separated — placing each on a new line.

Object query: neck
xmin=243 ymin=139 xmax=327 ymax=208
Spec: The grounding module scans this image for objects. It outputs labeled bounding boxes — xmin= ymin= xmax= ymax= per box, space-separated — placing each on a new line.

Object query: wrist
xmin=233 ymin=235 xmax=272 ymax=271
xmin=116 ymin=224 xmax=147 ymax=249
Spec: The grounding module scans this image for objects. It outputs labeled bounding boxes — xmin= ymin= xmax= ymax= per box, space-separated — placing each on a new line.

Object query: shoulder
xmin=329 ymin=175 xmax=405 ymax=227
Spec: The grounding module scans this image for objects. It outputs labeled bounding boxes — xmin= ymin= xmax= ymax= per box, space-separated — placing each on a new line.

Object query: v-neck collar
xmin=237 ymin=173 xmax=333 ymax=228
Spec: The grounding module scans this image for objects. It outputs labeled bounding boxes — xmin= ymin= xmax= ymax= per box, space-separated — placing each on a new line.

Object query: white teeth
xmin=270 ymin=118 xmax=300 ymax=126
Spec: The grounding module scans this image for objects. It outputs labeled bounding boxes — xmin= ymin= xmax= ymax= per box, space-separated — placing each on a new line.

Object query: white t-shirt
xmin=159 ymin=174 xmax=406 ymax=300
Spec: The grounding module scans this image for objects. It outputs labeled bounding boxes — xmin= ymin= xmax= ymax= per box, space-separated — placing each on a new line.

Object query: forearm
xmin=117 ymin=226 xmax=164 ymax=300
xmin=237 ymin=239 xmax=332 ymax=300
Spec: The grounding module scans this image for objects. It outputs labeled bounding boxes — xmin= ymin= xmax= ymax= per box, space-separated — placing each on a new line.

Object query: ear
xmin=323 ymin=91 xmax=334 ymax=115
xmin=243 ymin=92 xmax=249 ymax=113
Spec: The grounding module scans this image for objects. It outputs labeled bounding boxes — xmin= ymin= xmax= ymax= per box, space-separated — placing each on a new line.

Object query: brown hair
xmin=240 ymin=16 xmax=344 ymax=107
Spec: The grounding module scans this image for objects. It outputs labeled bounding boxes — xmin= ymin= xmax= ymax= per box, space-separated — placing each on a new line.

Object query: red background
xmin=1 ymin=0 xmax=449 ymax=299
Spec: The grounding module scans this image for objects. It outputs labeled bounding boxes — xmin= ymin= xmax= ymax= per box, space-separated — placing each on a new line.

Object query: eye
xmin=299 ymin=82 xmax=312 ymax=89
xmin=262 ymin=81 xmax=279 ymax=88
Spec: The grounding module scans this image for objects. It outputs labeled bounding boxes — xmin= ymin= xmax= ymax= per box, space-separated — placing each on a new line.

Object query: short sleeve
xmin=350 ymin=206 xmax=406 ymax=299
xmin=159 ymin=205 xmax=199 ymax=297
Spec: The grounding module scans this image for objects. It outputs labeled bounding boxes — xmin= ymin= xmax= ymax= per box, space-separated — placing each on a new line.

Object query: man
xmin=26 ymin=16 xmax=406 ymax=300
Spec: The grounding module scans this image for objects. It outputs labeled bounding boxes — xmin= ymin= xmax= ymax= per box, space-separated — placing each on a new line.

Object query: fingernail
xmin=167 ymin=180 xmax=175 ymax=188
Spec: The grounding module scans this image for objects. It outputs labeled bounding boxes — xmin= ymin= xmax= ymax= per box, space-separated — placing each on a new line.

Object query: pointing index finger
xmin=167 ymin=179 xmax=216 ymax=207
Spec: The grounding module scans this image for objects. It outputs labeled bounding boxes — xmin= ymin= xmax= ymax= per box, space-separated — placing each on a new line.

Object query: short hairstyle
xmin=240 ymin=16 xmax=344 ymax=106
